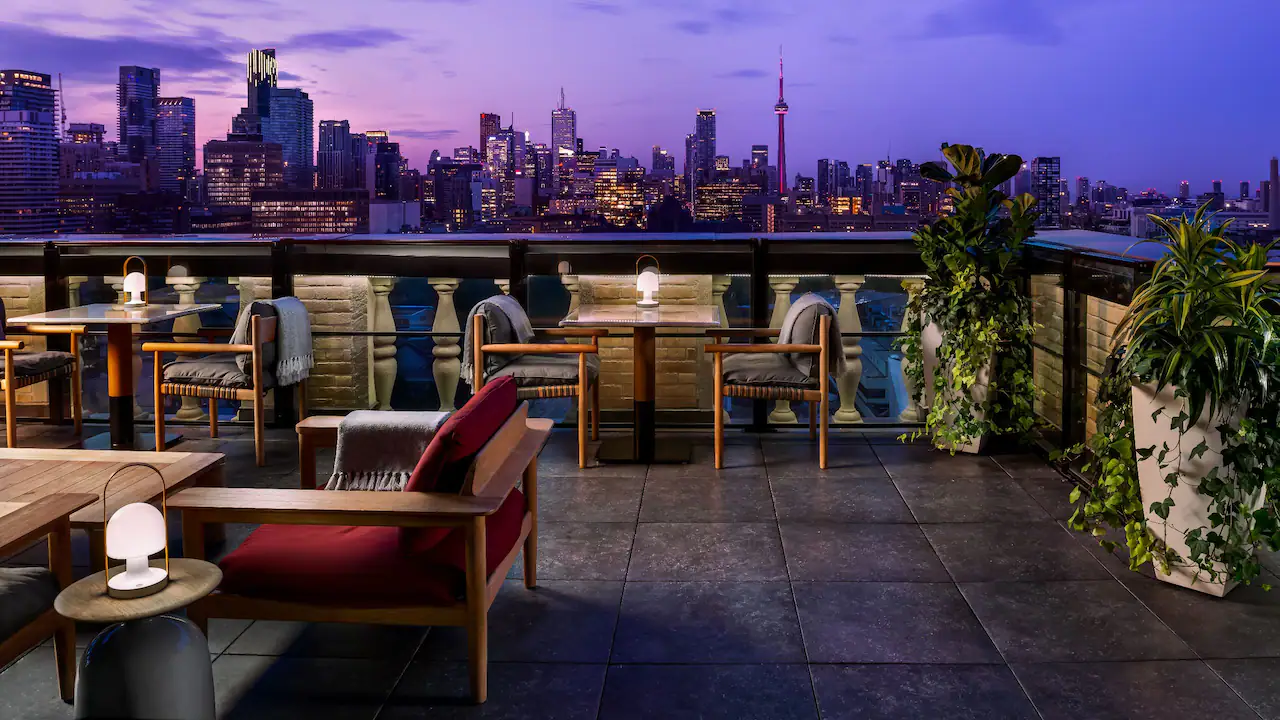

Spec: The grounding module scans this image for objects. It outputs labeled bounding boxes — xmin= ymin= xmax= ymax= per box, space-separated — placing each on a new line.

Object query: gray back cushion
xmin=779 ymin=295 xmax=834 ymax=377
xmin=234 ymin=301 xmax=277 ymax=383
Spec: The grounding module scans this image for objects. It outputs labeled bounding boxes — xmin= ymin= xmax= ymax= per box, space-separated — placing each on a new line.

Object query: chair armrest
xmin=0 ymin=494 xmax=97 ymax=554
xmin=168 ymin=487 xmax=504 ymax=527
xmin=704 ymin=343 xmax=821 ymax=354
xmin=539 ymin=328 xmax=609 ymax=338
xmin=0 ymin=340 xmax=23 ymax=351
xmin=706 ymin=328 xmax=781 ymax=338
xmin=142 ymin=341 xmax=253 ymax=353
xmin=22 ymin=324 xmax=86 ymax=335
xmin=480 ymin=343 xmax=598 ymax=354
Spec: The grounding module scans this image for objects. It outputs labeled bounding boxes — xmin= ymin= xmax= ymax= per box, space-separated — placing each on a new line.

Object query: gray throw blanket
xmin=324 ymin=410 xmax=450 ymax=491
xmin=778 ymin=293 xmax=848 ymax=379
xmin=232 ymin=297 xmax=313 ymax=386
xmin=460 ymin=294 xmax=534 ymax=389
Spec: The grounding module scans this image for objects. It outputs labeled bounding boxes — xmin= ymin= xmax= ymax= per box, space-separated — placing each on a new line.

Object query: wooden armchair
xmin=471 ymin=311 xmax=605 ymax=468
xmin=169 ymin=380 xmax=548 ymax=704
xmin=1 ymin=315 xmax=84 ymax=448
xmin=0 ymin=493 xmax=97 ymax=702
xmin=142 ymin=312 xmax=276 ymax=466
xmin=705 ymin=314 xmax=832 ymax=469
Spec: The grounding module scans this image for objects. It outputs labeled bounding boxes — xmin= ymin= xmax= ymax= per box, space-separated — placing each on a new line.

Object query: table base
xmin=596 ymin=437 xmax=695 ymax=464
xmin=82 ymin=431 xmax=183 ymax=452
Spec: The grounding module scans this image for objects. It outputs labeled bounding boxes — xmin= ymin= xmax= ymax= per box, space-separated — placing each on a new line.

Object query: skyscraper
xmin=835 ymin=161 xmax=851 ymax=196
xmin=479 ymin=113 xmax=500 ymax=162
xmin=373 ymin=142 xmax=402 ymax=200
xmin=1240 ymin=180 xmax=1250 ymax=201
xmin=1075 ymin=176 xmax=1090 ymax=210
xmin=262 ymin=87 xmax=314 ymax=188
xmin=551 ymin=89 xmax=576 ymax=158
xmin=1178 ymin=180 xmax=1190 ymax=199
xmin=0 ymin=70 xmax=58 ymax=234
xmin=247 ymin=49 xmax=277 ymax=127
xmin=203 ymin=137 xmax=284 ymax=208
xmin=318 ymin=120 xmax=353 ymax=190
xmin=67 ymin=123 xmax=105 ymax=145
xmin=118 ymin=66 xmax=160 ymax=168
xmin=683 ymin=133 xmax=696 ymax=201
xmin=774 ymin=51 xmax=788 ymax=195
xmin=1212 ymin=179 xmax=1222 ymax=195
xmin=156 ymin=97 xmax=195 ymax=197
xmin=855 ymin=163 xmax=873 ymax=205
xmin=751 ymin=145 xmax=769 ymax=170
xmin=1029 ymin=156 xmax=1062 ymax=228
xmin=651 ymin=146 xmax=675 ymax=173
xmin=695 ymin=110 xmax=716 ymax=183
xmin=816 ymin=159 xmax=833 ymax=203
xmin=1013 ymin=162 xmax=1032 ymax=197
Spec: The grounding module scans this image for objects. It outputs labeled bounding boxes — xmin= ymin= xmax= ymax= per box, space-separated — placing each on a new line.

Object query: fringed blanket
xmin=324 ymin=410 xmax=450 ymax=491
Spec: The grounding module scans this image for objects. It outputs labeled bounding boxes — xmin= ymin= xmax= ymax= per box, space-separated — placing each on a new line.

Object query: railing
xmin=0 ymin=231 xmax=1154 ymax=455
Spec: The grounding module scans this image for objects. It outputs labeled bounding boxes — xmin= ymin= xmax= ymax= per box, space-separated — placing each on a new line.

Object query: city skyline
xmin=0 ymin=0 xmax=1275 ymax=194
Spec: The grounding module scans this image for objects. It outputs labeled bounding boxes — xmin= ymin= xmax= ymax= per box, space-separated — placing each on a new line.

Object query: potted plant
xmin=1068 ymin=205 xmax=1280 ymax=596
xmin=899 ymin=143 xmax=1040 ymax=453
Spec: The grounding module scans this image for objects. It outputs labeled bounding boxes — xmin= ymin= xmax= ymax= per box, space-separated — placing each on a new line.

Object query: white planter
xmin=1132 ymin=382 xmax=1256 ymax=597
xmin=921 ymin=321 xmax=992 ymax=454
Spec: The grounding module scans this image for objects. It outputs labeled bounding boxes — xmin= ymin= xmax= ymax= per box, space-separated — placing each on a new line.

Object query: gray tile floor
xmin=5 ymin=424 xmax=1280 ymax=719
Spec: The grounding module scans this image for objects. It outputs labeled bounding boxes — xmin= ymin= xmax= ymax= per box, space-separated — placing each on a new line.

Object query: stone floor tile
xmin=381 ymin=662 xmax=605 ymax=719
xmin=598 ymin=664 xmax=818 ymax=720
xmin=921 ymin=522 xmax=1111 ymax=582
xmin=1013 ymin=661 xmax=1259 ymax=720
xmin=627 ymin=523 xmax=787 ymax=581
xmin=781 ymin=523 xmax=950 ymax=582
xmin=639 ymin=473 xmax=775 ymax=522
xmin=507 ymin=522 xmax=635 ymax=581
xmin=537 ymin=476 xmax=644 ymax=522
xmin=812 ymin=664 xmax=1039 ymax=720
xmin=770 ymin=477 xmax=914 ymax=523
xmin=892 ymin=475 xmax=1047 ymax=523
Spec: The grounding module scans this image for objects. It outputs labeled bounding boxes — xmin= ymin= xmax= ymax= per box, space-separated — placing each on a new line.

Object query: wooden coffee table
xmin=0 ymin=448 xmax=224 ymax=569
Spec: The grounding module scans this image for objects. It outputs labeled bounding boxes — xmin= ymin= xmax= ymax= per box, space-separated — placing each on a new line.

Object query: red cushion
xmin=217 ymin=488 xmax=527 ymax=607
xmin=405 ymin=376 xmax=518 ymax=494
xmin=401 ymin=377 xmax=518 ymax=554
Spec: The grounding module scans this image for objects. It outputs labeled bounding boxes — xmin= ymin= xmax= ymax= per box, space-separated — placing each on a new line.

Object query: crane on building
xmin=57 ymin=73 xmax=68 ymax=139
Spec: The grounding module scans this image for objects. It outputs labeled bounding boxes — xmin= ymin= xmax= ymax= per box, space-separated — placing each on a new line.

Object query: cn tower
xmin=774 ymin=48 xmax=788 ymax=195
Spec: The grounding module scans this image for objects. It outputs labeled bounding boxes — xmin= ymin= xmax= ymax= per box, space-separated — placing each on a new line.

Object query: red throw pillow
xmin=401 ymin=377 xmax=519 ymax=554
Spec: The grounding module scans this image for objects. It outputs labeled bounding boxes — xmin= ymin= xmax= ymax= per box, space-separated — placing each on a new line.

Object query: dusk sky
xmin=2 ymin=0 xmax=1274 ymax=195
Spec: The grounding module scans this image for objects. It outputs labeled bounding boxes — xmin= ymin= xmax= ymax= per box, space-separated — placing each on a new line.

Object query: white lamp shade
xmin=122 ymin=272 xmax=147 ymax=294
xmin=637 ymin=269 xmax=660 ymax=293
xmin=105 ymin=502 xmax=167 ymax=560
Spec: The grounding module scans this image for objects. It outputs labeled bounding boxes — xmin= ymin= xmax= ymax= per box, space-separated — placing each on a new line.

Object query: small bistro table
xmin=562 ymin=304 xmax=721 ymax=464
xmin=7 ymin=303 xmax=220 ymax=450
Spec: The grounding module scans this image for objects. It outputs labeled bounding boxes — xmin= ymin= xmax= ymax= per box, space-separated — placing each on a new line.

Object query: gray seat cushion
xmin=490 ymin=354 xmax=600 ymax=387
xmin=163 ymin=357 xmax=275 ymax=389
xmin=1 ymin=351 xmax=74 ymax=379
xmin=722 ymin=353 xmax=815 ymax=388
xmin=0 ymin=566 xmax=58 ymax=642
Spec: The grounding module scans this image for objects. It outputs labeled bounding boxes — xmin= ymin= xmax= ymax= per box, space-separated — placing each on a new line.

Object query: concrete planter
xmin=921 ymin=321 xmax=992 ymax=454
xmin=1132 ymin=381 xmax=1256 ymax=597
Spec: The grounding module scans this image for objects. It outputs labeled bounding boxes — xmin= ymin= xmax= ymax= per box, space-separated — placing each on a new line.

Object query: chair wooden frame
xmin=704 ymin=315 xmax=831 ymax=469
xmin=1 ymin=325 xmax=84 ymax=449
xmin=169 ymin=402 xmax=551 ymax=704
xmin=472 ymin=315 xmax=604 ymax=468
xmin=0 ymin=493 xmax=97 ymax=702
xmin=142 ymin=314 xmax=287 ymax=467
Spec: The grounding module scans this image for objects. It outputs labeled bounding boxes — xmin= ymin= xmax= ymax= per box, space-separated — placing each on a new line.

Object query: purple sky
xmin=2 ymin=0 xmax=1276 ymax=195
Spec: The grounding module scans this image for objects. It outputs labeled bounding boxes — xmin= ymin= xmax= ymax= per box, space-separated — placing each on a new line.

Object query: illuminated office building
xmin=453 ymin=146 xmax=479 ymax=163
xmin=203 ymin=137 xmax=284 ymax=208
xmin=118 ymin=66 xmax=159 ymax=168
xmin=262 ymin=88 xmax=313 ymax=188
xmin=67 ymin=123 xmax=105 ymax=145
xmin=0 ymin=70 xmax=58 ymax=234
xmin=233 ymin=48 xmax=277 ymax=135
xmin=479 ymin=113 xmax=500 ymax=162
xmin=694 ymin=109 xmax=716 ymax=183
xmin=693 ymin=179 xmax=750 ymax=223
xmin=251 ymin=189 xmax=368 ymax=235
xmin=1030 ymin=156 xmax=1062 ymax=228
xmin=156 ymin=97 xmax=195 ymax=197
xmin=751 ymin=145 xmax=769 ymax=170
xmin=318 ymin=120 xmax=353 ymax=190
xmin=652 ymin=146 xmax=675 ymax=173
xmin=551 ymin=90 xmax=576 ymax=194
xmin=373 ymin=142 xmax=402 ymax=200
xmin=596 ymin=165 xmax=644 ymax=228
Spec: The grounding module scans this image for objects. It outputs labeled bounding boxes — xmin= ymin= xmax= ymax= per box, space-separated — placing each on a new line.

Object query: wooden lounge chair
xmin=705 ymin=312 xmax=833 ymax=469
xmin=142 ymin=304 xmax=277 ymax=466
xmin=1 ymin=302 xmax=83 ymax=449
xmin=0 ymin=493 xmax=97 ymax=702
xmin=469 ymin=298 xmax=603 ymax=468
xmin=169 ymin=377 xmax=547 ymax=704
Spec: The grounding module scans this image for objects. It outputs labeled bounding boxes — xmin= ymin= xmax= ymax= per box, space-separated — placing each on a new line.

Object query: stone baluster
xmin=430 ymin=277 xmax=461 ymax=412
xmin=711 ymin=275 xmax=732 ymax=424
xmin=767 ymin=276 xmax=799 ymax=423
xmin=107 ymin=275 xmax=147 ymax=420
xmin=495 ymin=279 xmax=510 ymax=295
xmin=560 ymin=273 xmax=582 ymax=424
xmin=67 ymin=276 xmax=87 ymax=413
xmin=898 ymin=278 xmax=927 ymax=422
xmin=166 ymin=268 xmax=208 ymax=421
xmin=369 ymin=277 xmax=398 ymax=410
xmin=834 ymin=275 xmax=865 ymax=423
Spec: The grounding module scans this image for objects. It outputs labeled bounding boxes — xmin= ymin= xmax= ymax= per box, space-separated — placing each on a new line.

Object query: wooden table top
xmin=562 ymin=304 xmax=721 ymax=328
xmin=0 ymin=448 xmax=223 ymax=530
xmin=55 ymin=558 xmax=222 ymax=623
xmin=6 ymin=303 xmax=221 ymax=326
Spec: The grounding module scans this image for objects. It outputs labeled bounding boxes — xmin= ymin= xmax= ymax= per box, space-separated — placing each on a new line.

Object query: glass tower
xmin=156 ymin=97 xmax=196 ymax=197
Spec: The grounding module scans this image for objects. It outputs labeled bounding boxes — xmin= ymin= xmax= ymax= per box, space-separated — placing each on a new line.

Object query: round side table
xmin=55 ymin=558 xmax=222 ymax=720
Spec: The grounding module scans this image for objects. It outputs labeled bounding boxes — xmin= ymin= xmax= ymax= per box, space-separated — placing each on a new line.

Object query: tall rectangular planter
xmin=1131 ymin=381 xmax=1255 ymax=597
xmin=921 ymin=321 xmax=992 ymax=454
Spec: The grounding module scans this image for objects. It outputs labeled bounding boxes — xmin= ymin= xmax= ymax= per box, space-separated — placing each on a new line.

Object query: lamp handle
xmin=122 ymin=255 xmax=149 ymax=304
xmin=101 ymin=462 xmax=169 ymax=590
xmin=635 ymin=254 xmax=660 ymax=302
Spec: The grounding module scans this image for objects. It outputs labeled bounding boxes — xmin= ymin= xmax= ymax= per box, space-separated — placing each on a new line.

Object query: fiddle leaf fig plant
xmin=899 ymin=143 xmax=1040 ymax=450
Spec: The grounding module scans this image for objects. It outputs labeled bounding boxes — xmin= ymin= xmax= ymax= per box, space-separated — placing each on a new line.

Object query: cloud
xmin=575 ymin=0 xmax=625 ymax=14
xmin=285 ymin=28 xmax=409 ymax=52
xmin=673 ymin=20 xmax=711 ymax=35
xmin=920 ymin=0 xmax=1067 ymax=46
xmin=391 ymin=129 xmax=459 ymax=140
xmin=716 ymin=68 xmax=768 ymax=79
xmin=278 ymin=71 xmax=304 ymax=82
xmin=0 ymin=21 xmax=241 ymax=83
xmin=827 ymin=33 xmax=857 ymax=46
